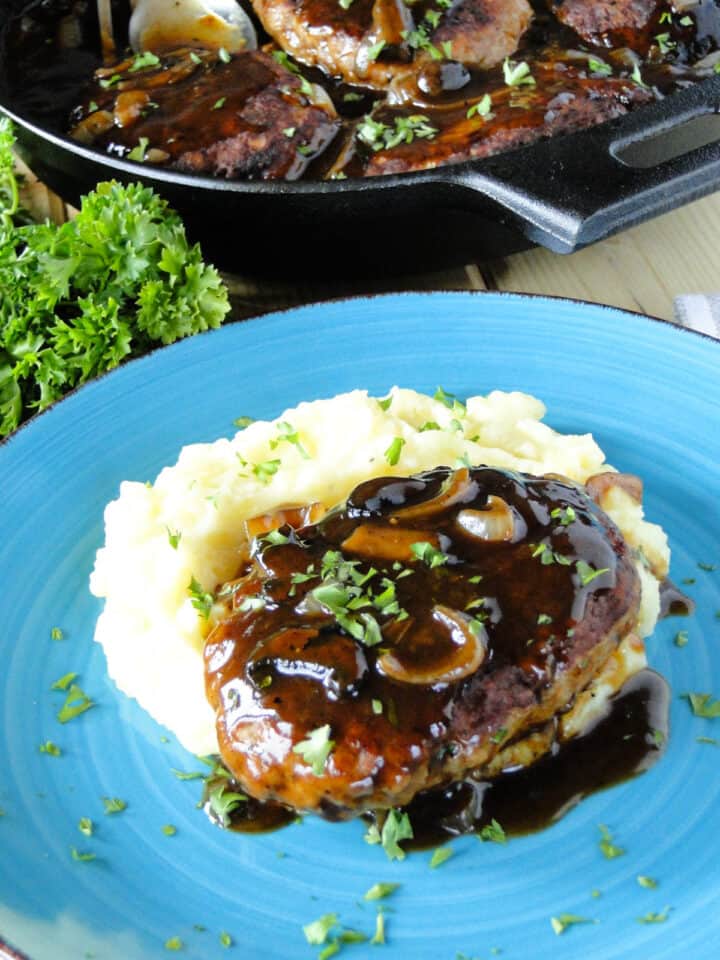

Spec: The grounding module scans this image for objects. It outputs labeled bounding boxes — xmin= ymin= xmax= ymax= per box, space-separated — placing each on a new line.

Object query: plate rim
xmin=2 ymin=288 xmax=718 ymax=455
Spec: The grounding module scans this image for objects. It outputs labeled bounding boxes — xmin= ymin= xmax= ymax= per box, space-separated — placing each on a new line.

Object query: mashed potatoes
xmin=90 ymin=387 xmax=669 ymax=755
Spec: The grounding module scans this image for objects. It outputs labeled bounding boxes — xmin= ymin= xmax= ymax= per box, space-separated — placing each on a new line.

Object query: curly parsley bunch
xmin=0 ymin=118 xmax=230 ymax=436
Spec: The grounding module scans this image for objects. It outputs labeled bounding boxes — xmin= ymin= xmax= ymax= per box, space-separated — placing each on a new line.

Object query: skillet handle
xmin=449 ymin=76 xmax=720 ymax=254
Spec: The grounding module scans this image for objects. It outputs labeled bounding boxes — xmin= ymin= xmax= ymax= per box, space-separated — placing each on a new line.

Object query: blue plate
xmin=2 ymin=292 xmax=720 ymax=960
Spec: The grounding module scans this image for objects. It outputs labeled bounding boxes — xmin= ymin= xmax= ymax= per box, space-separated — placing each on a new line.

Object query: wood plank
xmin=223 ymin=264 xmax=482 ymax=319
xmin=483 ymin=191 xmax=720 ymax=321
xmin=14 ymin=157 xmax=70 ymax=224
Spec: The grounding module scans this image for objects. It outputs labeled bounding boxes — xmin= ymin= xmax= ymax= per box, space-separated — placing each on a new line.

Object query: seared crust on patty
xmin=204 ymin=467 xmax=641 ymax=817
xmin=250 ymin=0 xmax=532 ymax=88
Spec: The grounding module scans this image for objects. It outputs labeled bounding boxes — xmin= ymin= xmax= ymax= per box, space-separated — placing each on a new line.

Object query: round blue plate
xmin=2 ymin=292 xmax=720 ymax=960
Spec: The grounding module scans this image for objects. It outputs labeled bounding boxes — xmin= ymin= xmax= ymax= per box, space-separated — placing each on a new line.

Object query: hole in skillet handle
xmin=612 ymin=110 xmax=720 ymax=169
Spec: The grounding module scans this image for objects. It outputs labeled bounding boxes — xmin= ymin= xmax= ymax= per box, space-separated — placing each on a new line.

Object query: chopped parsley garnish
xmin=587 ymin=57 xmax=612 ymax=76
xmin=188 ymin=576 xmax=215 ymax=619
xmin=684 ymin=692 xmax=720 ymax=718
xmin=39 ymin=740 xmax=61 ymax=757
xmin=50 ymin=627 xmax=64 ymax=641
xmin=429 ymin=845 xmax=454 ymax=868
xmin=477 ymin=819 xmax=507 ymax=844
xmin=51 ymin=672 xmax=77 ymax=691
xmin=598 ymin=824 xmax=625 ymax=859
xmin=303 ymin=913 xmax=338 ymax=945
xmin=655 ymin=32 xmax=676 ymax=54
xmin=630 ymin=62 xmax=649 ymax=88
xmin=164 ymin=937 xmax=184 ymax=951
xmin=364 ymin=882 xmax=400 ymax=900
xmin=637 ymin=907 xmax=671 ymax=924
xmin=410 ymin=541 xmax=448 ymax=568
xmin=366 ymin=40 xmax=386 ymax=61
xmin=697 ymin=736 xmax=719 ymax=745
xmin=576 ymin=560 xmax=610 ymax=586
xmin=466 ymin=94 xmax=493 ymax=120
xmin=171 ymin=768 xmax=205 ymax=780
xmin=358 ymin=114 xmax=438 ymax=152
xmin=130 ymin=51 xmax=161 ymax=72
xmin=162 ymin=824 xmax=177 ymax=836
xmin=219 ymin=931 xmax=233 ymax=947
xmin=377 ymin=395 xmax=393 ymax=411
xmin=372 ymin=699 xmax=383 ymax=715
xmin=212 ymin=97 xmax=227 ymax=110
xmin=384 ymin=436 xmax=406 ymax=466
xmin=57 ymin=684 xmax=95 ymax=723
xmin=218 ymin=47 xmax=231 ymax=63
xmin=550 ymin=914 xmax=594 ymax=935
xmin=127 ymin=137 xmax=150 ymax=163
xmin=401 ymin=23 xmax=446 ymax=60
xmin=551 ymin=506 xmax=576 ymax=526
xmin=698 ymin=561 xmax=717 ymax=571
xmin=99 ymin=73 xmax=121 ymax=89
xmin=490 ymin=727 xmax=508 ymax=745
xmin=78 ymin=817 xmax=93 ymax=837
xmin=252 ymin=459 xmax=282 ymax=484
xmin=271 ymin=50 xmax=314 ymax=96
xmin=167 ymin=527 xmax=182 ymax=549
xmin=270 ymin=421 xmax=311 ymax=458
xmin=102 ymin=796 xmax=127 ymax=815
xmin=208 ymin=782 xmax=247 ymax=827
xmin=637 ymin=875 xmax=658 ymax=889
xmin=674 ymin=630 xmax=689 ymax=647
xmin=71 ymin=847 xmax=96 ymax=862
xmin=537 ymin=613 xmax=553 ymax=625
xmin=292 ymin=724 xmax=334 ymax=775
xmin=233 ymin=415 xmax=255 ymax=429
xmin=419 ymin=420 xmax=441 ymax=432
xmin=260 ymin=529 xmax=291 ymax=547
xmin=434 ymin=385 xmax=466 ymax=415
xmin=503 ymin=57 xmax=535 ymax=87
xmin=339 ymin=0 xmax=355 ymax=8
xmin=530 ymin=542 xmax=570 ymax=566
xmin=365 ymin=809 xmax=414 ymax=860
xmin=371 ymin=912 xmax=386 ymax=945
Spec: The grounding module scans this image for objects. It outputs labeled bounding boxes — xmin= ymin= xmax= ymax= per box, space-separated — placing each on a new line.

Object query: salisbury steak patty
xmin=204 ymin=467 xmax=641 ymax=817
xmin=70 ymin=49 xmax=339 ymax=180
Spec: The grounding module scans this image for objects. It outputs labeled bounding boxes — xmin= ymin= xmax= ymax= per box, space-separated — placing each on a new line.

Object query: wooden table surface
xmin=18 ymin=158 xmax=720 ymax=323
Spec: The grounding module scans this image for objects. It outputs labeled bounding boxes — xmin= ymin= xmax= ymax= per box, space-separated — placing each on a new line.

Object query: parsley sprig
xmin=0 ymin=118 xmax=229 ymax=437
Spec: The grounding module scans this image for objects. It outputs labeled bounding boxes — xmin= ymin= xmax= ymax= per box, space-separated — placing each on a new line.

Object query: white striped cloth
xmin=673 ymin=295 xmax=720 ymax=339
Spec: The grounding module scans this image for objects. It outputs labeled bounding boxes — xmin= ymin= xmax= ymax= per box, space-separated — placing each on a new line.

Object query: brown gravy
xmin=208 ymin=667 xmax=669 ymax=840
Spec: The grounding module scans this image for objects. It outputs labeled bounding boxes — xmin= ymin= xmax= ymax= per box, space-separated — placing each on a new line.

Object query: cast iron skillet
xmin=2 ymin=0 xmax=720 ymax=276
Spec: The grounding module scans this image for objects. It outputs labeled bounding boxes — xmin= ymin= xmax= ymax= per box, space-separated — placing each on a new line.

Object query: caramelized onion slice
xmin=341 ymin=524 xmax=439 ymax=562
xmin=390 ymin=468 xmax=474 ymax=521
xmin=456 ymin=496 xmax=525 ymax=543
xmin=378 ymin=604 xmax=487 ymax=685
xmin=586 ymin=472 xmax=643 ymax=506
xmin=244 ymin=502 xmax=326 ymax=540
